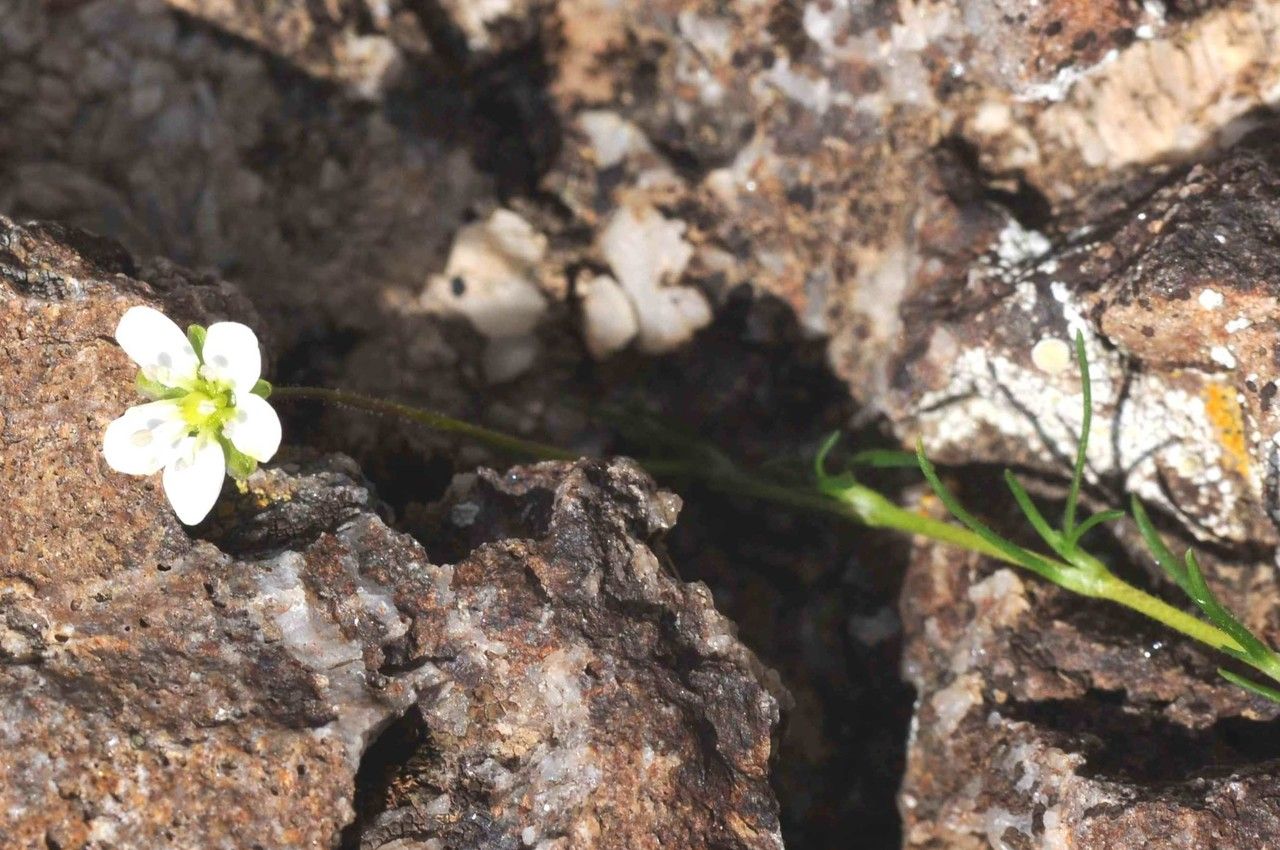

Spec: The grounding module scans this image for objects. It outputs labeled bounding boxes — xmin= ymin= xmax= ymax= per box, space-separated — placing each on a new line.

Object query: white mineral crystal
xmin=424 ymin=209 xmax=549 ymax=382
xmin=577 ymin=111 xmax=654 ymax=169
xmin=578 ymin=273 xmax=639 ymax=359
xmin=252 ymin=553 xmax=427 ymax=769
xmin=598 ymin=202 xmax=711 ymax=354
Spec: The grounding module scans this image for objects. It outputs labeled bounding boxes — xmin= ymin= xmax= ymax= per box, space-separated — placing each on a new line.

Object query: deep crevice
xmin=1005 ymin=691 xmax=1280 ymax=785
xmin=935 ymin=135 xmax=1054 ymax=233
xmin=341 ymin=706 xmax=431 ymax=850
xmin=317 ymin=291 xmax=916 ymax=850
xmin=393 ymin=0 xmax=563 ymax=197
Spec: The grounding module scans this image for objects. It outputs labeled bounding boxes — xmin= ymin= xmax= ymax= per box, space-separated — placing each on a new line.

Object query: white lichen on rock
xmin=912 ymin=281 xmax=1260 ymax=543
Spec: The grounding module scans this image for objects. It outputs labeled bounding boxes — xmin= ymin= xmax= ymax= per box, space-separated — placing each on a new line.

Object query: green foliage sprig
xmin=822 ymin=333 xmax=1280 ymax=702
xmin=275 ymin=335 xmax=1280 ymax=703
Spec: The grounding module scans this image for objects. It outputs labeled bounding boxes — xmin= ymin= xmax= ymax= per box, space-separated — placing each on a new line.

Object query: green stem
xmin=820 ymin=481 xmax=1015 ymax=561
xmin=1062 ymin=331 xmax=1092 ymax=536
xmin=1094 ymin=574 xmax=1241 ymax=653
xmin=272 ymin=386 xmax=577 ymax=462
xmin=824 ymin=481 xmax=1242 ymax=654
xmin=275 ymin=385 xmax=1244 ymax=660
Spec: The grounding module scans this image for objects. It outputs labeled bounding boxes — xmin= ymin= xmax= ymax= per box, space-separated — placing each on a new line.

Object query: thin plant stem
xmin=272 ymin=385 xmax=577 ymax=462
xmin=276 ymin=384 xmax=1242 ymax=661
xmin=823 ymin=478 xmax=1240 ymax=653
xmin=1091 ymin=573 xmax=1241 ymax=653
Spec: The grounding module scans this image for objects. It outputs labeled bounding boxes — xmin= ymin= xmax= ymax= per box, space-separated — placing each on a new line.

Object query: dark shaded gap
xmin=341 ymin=706 xmax=431 ymax=850
xmin=534 ymin=291 xmax=914 ymax=850
xmin=935 ymin=135 xmax=1053 ymax=232
xmin=1005 ymin=691 xmax=1280 ymax=785
xmin=391 ymin=0 xmax=563 ymax=197
xmin=307 ymin=289 xmax=917 ymax=850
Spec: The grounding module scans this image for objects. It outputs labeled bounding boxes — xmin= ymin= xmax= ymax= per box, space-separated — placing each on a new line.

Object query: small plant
xmin=819 ymin=332 xmax=1280 ymax=703
xmin=101 ymin=306 xmax=1280 ymax=701
xmin=104 ymin=306 xmax=280 ymax=524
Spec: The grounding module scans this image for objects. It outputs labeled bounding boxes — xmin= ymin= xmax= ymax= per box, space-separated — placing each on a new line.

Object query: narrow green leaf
xmin=849 ymin=449 xmax=921 ymax=469
xmin=187 ymin=324 xmax=207 ymax=359
xmin=814 ymin=432 xmax=860 ymax=496
xmin=1130 ymin=497 xmax=1191 ymax=593
xmin=916 ymin=442 xmax=1063 ymax=582
xmin=1183 ymin=552 xmax=1272 ymax=660
xmin=815 ymin=432 xmax=841 ymax=478
xmin=251 ymin=378 xmax=273 ymax=399
xmin=1003 ymin=470 xmax=1064 ymax=555
xmin=1219 ymin=646 xmax=1254 ymax=665
xmin=1181 ymin=549 xmax=1214 ymax=606
xmin=1062 ymin=510 xmax=1126 ymax=550
xmin=1062 ymin=330 xmax=1091 ymax=536
xmin=1218 ymin=668 xmax=1280 ymax=704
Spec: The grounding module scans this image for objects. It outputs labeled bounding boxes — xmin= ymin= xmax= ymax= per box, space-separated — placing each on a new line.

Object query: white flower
xmin=103 ymin=305 xmax=281 ymax=525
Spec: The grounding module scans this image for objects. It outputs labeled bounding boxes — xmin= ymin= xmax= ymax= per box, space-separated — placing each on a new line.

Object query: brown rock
xmin=0 ymin=217 xmax=785 ymax=849
xmin=11 ymin=0 xmax=1280 ymax=846
xmin=2 ymin=0 xmax=1248 ymax=399
xmin=357 ymin=460 xmax=786 ymax=850
xmin=0 ymin=215 xmax=424 ymax=849
xmin=0 ymin=0 xmax=489 ymax=360
xmin=7 ymin=0 xmax=1280 ymax=434
xmin=898 ymin=534 xmax=1280 ymax=850
xmin=160 ymin=0 xmax=429 ymax=96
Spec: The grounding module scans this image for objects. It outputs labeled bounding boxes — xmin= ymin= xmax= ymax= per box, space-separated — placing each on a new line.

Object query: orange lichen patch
xmin=914 ymin=492 xmax=950 ymax=521
xmin=1203 ymin=382 xmax=1250 ymax=478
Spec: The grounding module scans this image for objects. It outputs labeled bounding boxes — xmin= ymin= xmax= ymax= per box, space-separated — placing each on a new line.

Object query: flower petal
xmin=115 ymin=306 xmax=200 ymax=388
xmin=200 ymin=321 xmax=262 ymax=393
xmin=102 ymin=400 xmax=188 ymax=475
xmin=223 ymin=392 xmax=282 ymax=463
xmin=162 ymin=435 xmax=227 ymax=525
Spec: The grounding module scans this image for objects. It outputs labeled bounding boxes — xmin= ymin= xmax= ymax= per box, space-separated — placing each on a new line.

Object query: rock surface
xmin=9 ymin=0 xmax=1279 ymax=474
xmin=13 ymin=0 xmax=1276 ymax=432
xmin=885 ymin=112 xmax=1280 ymax=850
xmin=0 ymin=0 xmax=490 ymax=362
xmin=883 ymin=130 xmax=1280 ymax=547
xmin=898 ymin=533 xmax=1280 ymax=850
xmin=160 ymin=0 xmax=430 ymax=96
xmin=0 ymin=217 xmax=785 ymax=849
xmin=358 ymin=460 xmax=785 ymax=850
xmin=8 ymin=0 xmax=1280 ymax=848
xmin=1 ymin=215 xmax=403 ymax=849
xmin=5 ymin=0 xmax=1279 ymax=437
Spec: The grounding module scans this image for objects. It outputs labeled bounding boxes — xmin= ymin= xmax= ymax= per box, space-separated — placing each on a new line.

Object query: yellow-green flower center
xmin=178 ymin=381 xmax=234 ymax=434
